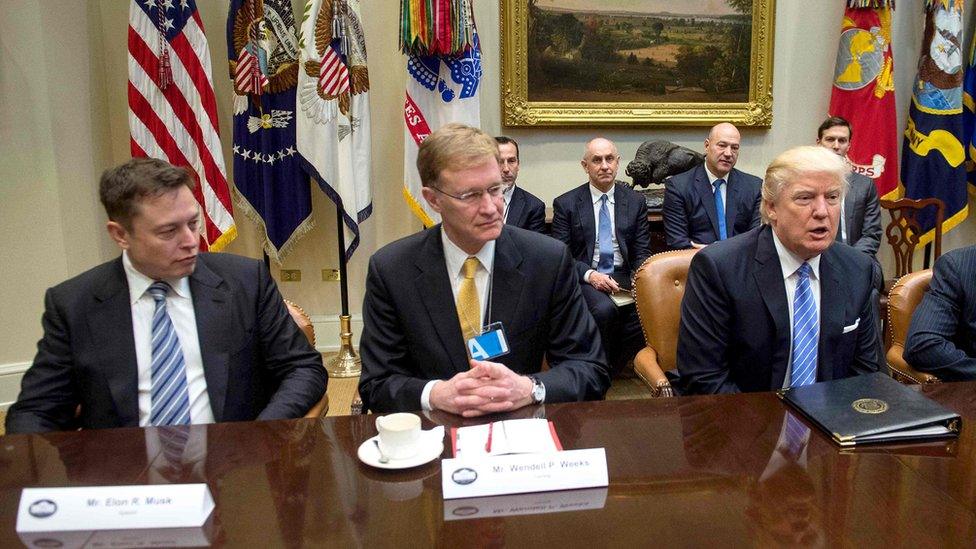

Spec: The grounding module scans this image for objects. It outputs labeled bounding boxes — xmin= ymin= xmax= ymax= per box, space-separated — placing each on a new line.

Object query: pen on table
xmin=485 ymin=422 xmax=493 ymax=453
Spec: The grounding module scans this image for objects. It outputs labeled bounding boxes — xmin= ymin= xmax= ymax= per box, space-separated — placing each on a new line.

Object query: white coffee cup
xmin=375 ymin=413 xmax=422 ymax=460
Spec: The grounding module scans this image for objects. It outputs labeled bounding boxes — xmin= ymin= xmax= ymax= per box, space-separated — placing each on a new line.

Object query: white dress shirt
xmin=123 ymin=251 xmax=214 ymax=426
xmin=503 ymin=184 xmax=515 ymax=222
xmin=770 ymin=231 xmax=822 ymax=389
xmin=583 ymin=183 xmax=623 ymax=282
xmin=704 ymin=165 xmax=728 ymax=207
xmin=420 ymin=229 xmax=496 ymax=411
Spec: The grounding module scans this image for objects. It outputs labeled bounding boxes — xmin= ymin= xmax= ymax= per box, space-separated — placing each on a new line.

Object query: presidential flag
xmin=296 ymin=0 xmax=372 ymax=259
xmin=963 ymin=15 xmax=976 ymax=195
xmin=401 ymin=0 xmax=481 ymax=226
xmin=228 ymin=0 xmax=312 ymax=263
xmin=128 ymin=0 xmax=236 ymax=251
xmin=901 ymin=0 xmax=968 ymax=242
xmin=828 ymin=0 xmax=899 ymax=200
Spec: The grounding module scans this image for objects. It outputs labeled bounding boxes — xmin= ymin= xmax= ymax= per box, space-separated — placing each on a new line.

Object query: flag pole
xmin=326 ymin=203 xmax=361 ymax=377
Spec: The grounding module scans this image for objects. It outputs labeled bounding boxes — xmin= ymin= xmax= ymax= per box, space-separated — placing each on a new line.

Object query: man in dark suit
xmin=551 ymin=137 xmax=651 ymax=374
xmin=495 ymin=136 xmax=546 ymax=233
xmin=816 ymin=116 xmax=883 ymax=289
xmin=904 ymin=245 xmax=976 ymax=380
xmin=359 ymin=124 xmax=609 ymax=415
xmin=6 ymin=158 xmax=326 ymax=434
xmin=663 ymin=123 xmax=762 ymax=249
xmin=676 ymin=146 xmax=882 ymax=395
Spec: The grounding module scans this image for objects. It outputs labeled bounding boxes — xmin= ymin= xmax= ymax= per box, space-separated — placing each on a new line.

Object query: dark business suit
xmin=6 ymin=253 xmax=327 ymax=434
xmin=551 ymin=182 xmax=650 ymax=373
xmin=839 ymin=171 xmax=883 ymax=290
xmin=904 ymin=246 xmax=976 ymax=380
xmin=676 ymin=225 xmax=882 ymax=395
xmin=358 ymin=225 xmax=610 ymax=413
xmin=505 ymin=185 xmax=546 ymax=233
xmin=663 ymin=165 xmax=762 ymax=249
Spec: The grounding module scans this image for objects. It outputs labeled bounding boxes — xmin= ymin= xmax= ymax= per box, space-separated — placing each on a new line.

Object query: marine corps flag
xmin=901 ymin=0 xmax=968 ymax=242
xmin=400 ymin=0 xmax=482 ymax=226
xmin=296 ymin=0 xmax=372 ymax=259
xmin=228 ymin=0 xmax=313 ymax=263
xmin=828 ymin=0 xmax=899 ymax=200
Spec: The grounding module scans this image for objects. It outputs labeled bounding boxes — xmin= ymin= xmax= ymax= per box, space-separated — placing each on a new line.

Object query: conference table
xmin=3 ymin=381 xmax=976 ymax=547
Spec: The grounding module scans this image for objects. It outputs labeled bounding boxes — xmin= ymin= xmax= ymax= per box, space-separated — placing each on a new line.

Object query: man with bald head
xmin=552 ymin=138 xmax=651 ymax=374
xmin=663 ymin=123 xmax=762 ymax=249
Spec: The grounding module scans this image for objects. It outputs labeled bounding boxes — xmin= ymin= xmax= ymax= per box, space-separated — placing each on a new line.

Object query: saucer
xmin=358 ymin=426 xmax=445 ymax=470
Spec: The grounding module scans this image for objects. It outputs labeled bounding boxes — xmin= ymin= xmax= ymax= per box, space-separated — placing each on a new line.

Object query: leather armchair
xmin=632 ymin=249 xmax=699 ymax=397
xmin=885 ymin=270 xmax=941 ymax=385
xmin=284 ymin=299 xmax=331 ymax=417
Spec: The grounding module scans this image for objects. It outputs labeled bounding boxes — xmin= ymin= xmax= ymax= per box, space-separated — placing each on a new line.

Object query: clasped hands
xmin=429 ymin=360 xmax=535 ymax=417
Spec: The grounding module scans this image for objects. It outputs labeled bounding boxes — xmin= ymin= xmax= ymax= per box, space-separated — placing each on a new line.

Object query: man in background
xmin=495 ymin=136 xmax=547 ymax=233
xmin=663 ymin=123 xmax=762 ymax=249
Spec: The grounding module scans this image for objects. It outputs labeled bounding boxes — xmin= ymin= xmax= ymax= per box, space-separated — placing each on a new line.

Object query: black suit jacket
xmin=506 ymin=185 xmax=546 ymax=233
xmin=904 ymin=246 xmax=976 ymax=380
xmin=676 ymin=226 xmax=882 ymax=395
xmin=358 ymin=226 xmax=610 ymax=413
xmin=838 ymin=172 xmax=882 ymax=255
xmin=6 ymin=253 xmax=327 ymax=434
xmin=663 ymin=165 xmax=762 ymax=249
xmin=551 ymin=182 xmax=651 ymax=283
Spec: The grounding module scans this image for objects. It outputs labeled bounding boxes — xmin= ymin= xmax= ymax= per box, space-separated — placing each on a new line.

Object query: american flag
xmin=234 ymin=47 xmax=268 ymax=95
xmin=319 ymin=41 xmax=350 ymax=97
xmin=128 ymin=0 xmax=236 ymax=251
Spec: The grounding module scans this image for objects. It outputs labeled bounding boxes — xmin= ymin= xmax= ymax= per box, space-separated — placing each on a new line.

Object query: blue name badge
xmin=466 ymin=322 xmax=510 ymax=361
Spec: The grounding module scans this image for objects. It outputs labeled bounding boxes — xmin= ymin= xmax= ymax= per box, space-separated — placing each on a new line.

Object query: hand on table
xmin=429 ymin=360 xmax=535 ymax=417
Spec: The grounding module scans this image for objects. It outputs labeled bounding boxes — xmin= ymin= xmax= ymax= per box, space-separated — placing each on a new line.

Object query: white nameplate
xmin=17 ymin=484 xmax=214 ymax=532
xmin=441 ymin=448 xmax=608 ymax=500
xmin=443 ymin=487 xmax=607 ymax=521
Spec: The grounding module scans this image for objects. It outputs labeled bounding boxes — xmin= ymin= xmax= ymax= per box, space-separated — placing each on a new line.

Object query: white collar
xmin=440 ymin=227 xmax=496 ymax=278
xmin=704 ymin=164 xmax=729 ymax=186
xmin=122 ymin=250 xmax=191 ymax=304
xmin=770 ymin=230 xmax=821 ymax=281
xmin=589 ymin=183 xmax=615 ymax=204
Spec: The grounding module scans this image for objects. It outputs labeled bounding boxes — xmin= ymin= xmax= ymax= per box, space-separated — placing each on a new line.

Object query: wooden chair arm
xmin=633 ymin=347 xmax=674 ymax=398
xmin=304 ymin=393 xmax=330 ymax=418
xmin=886 ymin=345 xmax=942 ymax=385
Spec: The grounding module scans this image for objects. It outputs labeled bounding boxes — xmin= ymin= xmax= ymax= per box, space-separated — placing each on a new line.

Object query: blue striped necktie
xmin=790 ymin=263 xmax=818 ymax=388
xmin=597 ymin=194 xmax=614 ymax=274
xmin=714 ymin=179 xmax=727 ymax=240
xmin=147 ymin=281 xmax=191 ymax=426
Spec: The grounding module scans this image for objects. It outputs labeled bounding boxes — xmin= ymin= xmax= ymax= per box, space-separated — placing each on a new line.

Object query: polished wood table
xmin=3 ymin=382 xmax=976 ymax=547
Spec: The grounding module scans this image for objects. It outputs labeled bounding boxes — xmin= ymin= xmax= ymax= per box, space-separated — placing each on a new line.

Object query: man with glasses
xmin=552 ymin=137 xmax=651 ymax=374
xmin=359 ymin=124 xmax=609 ymax=415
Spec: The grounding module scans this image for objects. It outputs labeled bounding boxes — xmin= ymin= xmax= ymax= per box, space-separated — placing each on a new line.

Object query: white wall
xmin=1 ymin=1 xmax=975 ymax=405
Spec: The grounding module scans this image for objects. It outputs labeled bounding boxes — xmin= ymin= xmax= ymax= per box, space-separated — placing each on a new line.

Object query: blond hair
xmin=416 ymin=123 xmax=500 ymax=187
xmin=760 ymin=146 xmax=848 ymax=223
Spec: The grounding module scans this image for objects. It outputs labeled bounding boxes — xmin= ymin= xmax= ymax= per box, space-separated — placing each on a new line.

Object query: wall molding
xmin=0 ymin=361 xmax=30 ymax=410
xmin=310 ymin=313 xmax=364 ymax=353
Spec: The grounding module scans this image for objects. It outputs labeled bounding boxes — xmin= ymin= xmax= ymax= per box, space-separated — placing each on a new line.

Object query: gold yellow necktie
xmin=456 ymin=257 xmax=481 ymax=341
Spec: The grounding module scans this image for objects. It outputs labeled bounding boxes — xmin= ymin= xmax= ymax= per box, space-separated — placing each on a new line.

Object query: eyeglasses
xmin=431 ymin=183 xmax=509 ymax=204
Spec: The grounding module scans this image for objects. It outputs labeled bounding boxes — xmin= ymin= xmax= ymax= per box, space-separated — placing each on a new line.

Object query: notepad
xmin=450 ymin=419 xmax=563 ymax=457
xmin=608 ymin=290 xmax=635 ymax=307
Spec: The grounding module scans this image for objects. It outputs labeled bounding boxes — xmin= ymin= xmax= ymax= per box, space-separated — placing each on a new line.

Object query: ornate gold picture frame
xmin=501 ymin=0 xmax=775 ymax=127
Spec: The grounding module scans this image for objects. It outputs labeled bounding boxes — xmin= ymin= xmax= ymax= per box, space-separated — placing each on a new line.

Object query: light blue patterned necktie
xmin=790 ymin=263 xmax=818 ymax=388
xmin=597 ymin=194 xmax=614 ymax=274
xmin=714 ymin=179 xmax=727 ymax=240
xmin=148 ymin=281 xmax=191 ymax=426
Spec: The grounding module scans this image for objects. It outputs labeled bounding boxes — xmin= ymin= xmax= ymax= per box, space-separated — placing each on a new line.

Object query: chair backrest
xmin=284 ymin=299 xmax=316 ymax=346
xmin=886 ymin=269 xmax=932 ymax=358
xmin=632 ymin=249 xmax=699 ymax=372
xmin=880 ymin=198 xmax=944 ymax=278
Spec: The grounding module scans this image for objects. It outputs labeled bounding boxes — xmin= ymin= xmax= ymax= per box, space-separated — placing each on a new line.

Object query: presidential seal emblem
xmin=28 ymin=499 xmax=57 ymax=518
xmin=852 ymin=398 xmax=889 ymax=414
xmin=451 ymin=467 xmax=478 ymax=485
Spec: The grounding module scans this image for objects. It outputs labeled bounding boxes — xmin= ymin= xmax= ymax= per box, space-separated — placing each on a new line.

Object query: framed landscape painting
xmin=501 ymin=0 xmax=775 ymax=126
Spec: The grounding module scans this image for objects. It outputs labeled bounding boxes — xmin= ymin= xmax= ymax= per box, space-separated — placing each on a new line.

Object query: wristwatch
xmin=529 ymin=376 xmax=546 ymax=404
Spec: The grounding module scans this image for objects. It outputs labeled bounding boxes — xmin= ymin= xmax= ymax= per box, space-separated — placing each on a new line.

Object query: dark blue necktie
xmin=714 ymin=179 xmax=727 ymax=240
xmin=597 ymin=194 xmax=614 ymax=274
xmin=790 ymin=263 xmax=818 ymax=388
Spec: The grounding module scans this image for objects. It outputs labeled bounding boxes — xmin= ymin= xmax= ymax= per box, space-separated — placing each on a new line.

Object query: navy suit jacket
xmin=905 ymin=246 xmax=976 ymax=380
xmin=506 ymin=185 xmax=546 ymax=233
xmin=663 ymin=165 xmax=762 ymax=249
xmin=358 ymin=225 xmax=610 ymax=413
xmin=6 ymin=253 xmax=327 ymax=434
xmin=551 ymin=182 xmax=651 ymax=283
xmin=676 ymin=226 xmax=882 ymax=395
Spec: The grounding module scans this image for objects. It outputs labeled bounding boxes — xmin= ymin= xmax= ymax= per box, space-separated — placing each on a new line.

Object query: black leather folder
xmin=777 ymin=372 xmax=961 ymax=447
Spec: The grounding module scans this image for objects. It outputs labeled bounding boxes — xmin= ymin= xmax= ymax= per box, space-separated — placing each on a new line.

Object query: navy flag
xmin=901 ymin=0 xmax=968 ymax=242
xmin=227 ymin=0 xmax=313 ymax=262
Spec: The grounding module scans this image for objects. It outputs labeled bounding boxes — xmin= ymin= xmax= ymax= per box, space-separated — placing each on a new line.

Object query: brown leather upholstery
xmin=285 ymin=299 xmax=330 ymax=417
xmin=632 ymin=249 xmax=699 ymax=397
xmin=885 ymin=270 xmax=941 ymax=385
